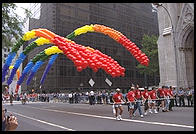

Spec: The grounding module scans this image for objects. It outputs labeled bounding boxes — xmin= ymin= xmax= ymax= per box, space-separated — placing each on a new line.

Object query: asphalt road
xmin=3 ymin=102 xmax=194 ymax=131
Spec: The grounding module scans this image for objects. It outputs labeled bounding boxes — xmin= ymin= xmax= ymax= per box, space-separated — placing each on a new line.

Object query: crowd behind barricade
xmin=2 ymin=86 xmax=194 ymax=108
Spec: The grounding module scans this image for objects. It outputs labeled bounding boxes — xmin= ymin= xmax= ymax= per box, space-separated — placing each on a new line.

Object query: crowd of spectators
xmin=2 ymin=87 xmax=194 ymax=107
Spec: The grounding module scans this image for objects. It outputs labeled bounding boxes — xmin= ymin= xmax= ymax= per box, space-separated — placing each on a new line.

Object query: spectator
xmin=178 ymin=87 xmax=185 ymax=107
xmin=172 ymin=87 xmax=178 ymax=106
xmin=97 ymin=91 xmax=102 ymax=104
xmin=102 ymin=90 xmax=106 ymax=104
xmin=186 ymin=87 xmax=193 ymax=107
xmin=2 ymin=106 xmax=18 ymax=131
xmin=10 ymin=92 xmax=14 ymax=106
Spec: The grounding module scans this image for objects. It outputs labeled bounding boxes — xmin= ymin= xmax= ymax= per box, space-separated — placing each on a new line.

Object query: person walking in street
xmin=89 ymin=90 xmax=95 ymax=105
xmin=133 ymin=86 xmax=144 ymax=118
xmin=178 ymin=87 xmax=185 ymax=107
xmin=157 ymin=86 xmax=166 ymax=112
xmin=112 ymin=88 xmax=125 ymax=120
xmin=168 ymin=86 xmax=175 ymax=111
xmin=68 ymin=92 xmax=73 ymax=104
xmin=142 ymin=87 xmax=151 ymax=115
xmin=126 ymin=87 xmax=136 ymax=118
xmin=149 ymin=87 xmax=158 ymax=114
xmin=164 ymin=86 xmax=171 ymax=112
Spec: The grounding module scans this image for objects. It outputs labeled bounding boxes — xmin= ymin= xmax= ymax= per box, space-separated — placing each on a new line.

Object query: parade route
xmin=3 ymin=102 xmax=194 ymax=131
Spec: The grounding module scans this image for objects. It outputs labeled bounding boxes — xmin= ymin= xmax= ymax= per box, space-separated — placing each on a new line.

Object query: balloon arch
xmin=2 ymin=24 xmax=149 ymax=93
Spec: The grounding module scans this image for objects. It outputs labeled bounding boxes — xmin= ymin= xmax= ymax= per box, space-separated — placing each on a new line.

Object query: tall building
xmin=24 ymin=3 xmax=159 ymax=92
xmin=155 ymin=3 xmax=194 ymax=88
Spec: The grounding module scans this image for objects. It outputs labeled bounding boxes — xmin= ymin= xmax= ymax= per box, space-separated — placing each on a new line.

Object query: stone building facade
xmin=156 ymin=3 xmax=194 ymax=88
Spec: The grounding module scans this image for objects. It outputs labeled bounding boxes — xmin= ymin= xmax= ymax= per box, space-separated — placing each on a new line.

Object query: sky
xmin=15 ymin=3 xmax=31 ymax=32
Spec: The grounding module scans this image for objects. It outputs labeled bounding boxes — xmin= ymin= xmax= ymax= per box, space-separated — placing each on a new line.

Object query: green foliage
xmin=2 ymin=3 xmax=31 ymax=48
xmin=136 ymin=34 xmax=159 ymax=76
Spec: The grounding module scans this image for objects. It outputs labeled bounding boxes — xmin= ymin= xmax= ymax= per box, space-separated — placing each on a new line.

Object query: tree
xmin=2 ymin=3 xmax=31 ymax=48
xmin=136 ymin=34 xmax=159 ymax=85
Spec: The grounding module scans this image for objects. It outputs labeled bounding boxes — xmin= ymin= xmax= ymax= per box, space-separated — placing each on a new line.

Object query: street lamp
xmin=152 ymin=3 xmax=179 ymax=88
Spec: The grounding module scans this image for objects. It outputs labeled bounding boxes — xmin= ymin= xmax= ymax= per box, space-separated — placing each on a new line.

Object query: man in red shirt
xmin=168 ymin=86 xmax=174 ymax=111
xmin=157 ymin=86 xmax=166 ymax=112
xmin=149 ymin=87 xmax=158 ymax=114
xmin=164 ymin=86 xmax=172 ymax=112
xmin=112 ymin=88 xmax=125 ymax=120
xmin=133 ymin=85 xmax=144 ymax=118
xmin=126 ymin=87 xmax=136 ymax=118
xmin=142 ymin=87 xmax=151 ymax=115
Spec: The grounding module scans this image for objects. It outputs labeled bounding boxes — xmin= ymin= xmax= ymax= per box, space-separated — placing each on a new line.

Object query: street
xmin=3 ymin=102 xmax=194 ymax=131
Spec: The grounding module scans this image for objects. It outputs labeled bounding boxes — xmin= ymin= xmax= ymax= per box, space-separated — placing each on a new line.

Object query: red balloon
xmin=77 ymin=66 xmax=83 ymax=72
xmin=93 ymin=68 xmax=98 ymax=72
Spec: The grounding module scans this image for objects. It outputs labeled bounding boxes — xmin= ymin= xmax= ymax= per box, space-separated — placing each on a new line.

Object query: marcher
xmin=133 ymin=86 xmax=144 ymax=118
xmin=126 ymin=87 xmax=136 ymax=118
xmin=178 ymin=87 xmax=185 ymax=107
xmin=89 ymin=90 xmax=95 ymax=105
xmin=164 ymin=86 xmax=170 ymax=112
xmin=142 ymin=87 xmax=151 ymax=115
xmin=168 ymin=86 xmax=174 ymax=111
xmin=149 ymin=87 xmax=158 ymax=114
xmin=112 ymin=88 xmax=125 ymax=120
xmin=68 ymin=92 xmax=73 ymax=104
xmin=157 ymin=86 xmax=166 ymax=112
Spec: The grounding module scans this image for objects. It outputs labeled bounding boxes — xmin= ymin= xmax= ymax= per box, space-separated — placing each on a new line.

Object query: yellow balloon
xmin=45 ymin=46 xmax=63 ymax=56
xmin=22 ymin=31 xmax=36 ymax=41
xmin=9 ymin=66 xmax=14 ymax=70
xmin=74 ymin=25 xmax=94 ymax=36
xmin=35 ymin=37 xmax=51 ymax=46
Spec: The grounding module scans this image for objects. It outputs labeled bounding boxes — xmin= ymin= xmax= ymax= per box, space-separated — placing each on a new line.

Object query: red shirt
xmin=164 ymin=89 xmax=170 ymax=97
xmin=168 ymin=89 xmax=174 ymax=97
xmin=150 ymin=90 xmax=157 ymax=99
xmin=142 ymin=90 xmax=149 ymax=99
xmin=127 ymin=91 xmax=135 ymax=102
xmin=134 ymin=89 xmax=142 ymax=99
xmin=158 ymin=88 xmax=165 ymax=97
xmin=113 ymin=93 xmax=123 ymax=103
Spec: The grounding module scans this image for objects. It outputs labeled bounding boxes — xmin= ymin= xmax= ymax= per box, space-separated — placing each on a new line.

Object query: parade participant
xmin=112 ymin=88 xmax=125 ymax=120
xmin=168 ymin=86 xmax=175 ymax=111
xmin=142 ymin=87 xmax=151 ymax=115
xmin=126 ymin=87 xmax=136 ymax=118
xmin=157 ymin=86 xmax=166 ymax=112
xmin=133 ymin=85 xmax=144 ymax=118
xmin=164 ymin=86 xmax=170 ymax=112
xmin=149 ymin=87 xmax=158 ymax=114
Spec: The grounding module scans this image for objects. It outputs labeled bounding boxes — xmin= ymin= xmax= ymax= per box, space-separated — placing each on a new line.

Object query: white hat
xmin=116 ymin=88 xmax=120 ymax=91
